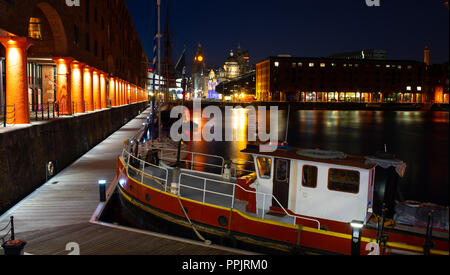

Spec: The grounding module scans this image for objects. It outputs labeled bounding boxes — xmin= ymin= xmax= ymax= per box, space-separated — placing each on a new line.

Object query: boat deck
xmin=0 ymin=107 xmax=252 ymax=255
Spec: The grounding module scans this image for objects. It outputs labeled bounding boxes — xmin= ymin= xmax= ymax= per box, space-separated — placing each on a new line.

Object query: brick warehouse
xmin=256 ymin=55 xmax=449 ymax=104
xmin=0 ymin=0 xmax=149 ymax=124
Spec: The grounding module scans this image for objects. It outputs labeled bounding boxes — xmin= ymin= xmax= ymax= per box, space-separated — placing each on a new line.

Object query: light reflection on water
xmin=170 ymin=109 xmax=449 ymax=206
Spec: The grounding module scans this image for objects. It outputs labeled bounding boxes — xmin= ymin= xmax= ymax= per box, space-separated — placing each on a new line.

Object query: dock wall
xmin=0 ymin=102 xmax=148 ymax=215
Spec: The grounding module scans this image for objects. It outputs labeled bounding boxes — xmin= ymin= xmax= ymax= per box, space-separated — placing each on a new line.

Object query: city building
xmin=191 ymin=43 xmax=208 ymax=98
xmin=0 ymin=0 xmax=148 ymax=124
xmin=255 ymin=55 xmax=444 ymax=103
xmin=213 ymin=44 xmax=253 ymax=100
xmin=427 ymin=63 xmax=449 ymax=104
xmin=222 ymin=44 xmax=251 ymax=81
xmin=216 ymin=70 xmax=256 ymax=102
xmin=207 ymin=69 xmax=220 ymax=100
xmin=329 ymin=49 xmax=388 ymax=60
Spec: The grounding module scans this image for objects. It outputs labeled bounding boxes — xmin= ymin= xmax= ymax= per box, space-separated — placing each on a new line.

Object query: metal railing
xmin=1 ymin=105 xmax=15 ymax=127
xmin=178 ymin=172 xmax=321 ymax=229
xmin=29 ymin=102 xmax=60 ymax=121
xmin=157 ymin=147 xmax=255 ymax=178
xmin=120 ymin=145 xmax=319 ymax=229
xmin=122 ymin=149 xmax=169 ymax=191
xmin=159 ymin=148 xmax=226 ymax=175
xmin=0 ymin=216 xmax=15 ymax=244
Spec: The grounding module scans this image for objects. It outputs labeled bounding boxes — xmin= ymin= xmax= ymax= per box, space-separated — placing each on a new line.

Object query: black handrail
xmin=0 ymin=217 xmax=15 ymax=244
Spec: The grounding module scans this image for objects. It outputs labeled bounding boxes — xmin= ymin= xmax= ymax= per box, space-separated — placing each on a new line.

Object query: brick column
xmin=109 ymin=77 xmax=116 ymax=107
xmin=100 ymin=72 xmax=107 ymax=109
xmin=0 ymin=36 xmax=32 ymax=124
xmin=83 ymin=66 xmax=94 ymax=112
xmin=93 ymin=70 xmax=101 ymax=110
xmin=115 ymin=79 xmax=120 ymax=106
xmin=70 ymin=61 xmax=85 ymax=114
xmin=127 ymin=83 xmax=131 ymax=104
xmin=134 ymin=86 xmax=138 ymax=103
xmin=122 ymin=81 xmax=126 ymax=105
xmin=118 ymin=80 xmax=122 ymax=106
xmin=53 ymin=57 xmax=74 ymax=115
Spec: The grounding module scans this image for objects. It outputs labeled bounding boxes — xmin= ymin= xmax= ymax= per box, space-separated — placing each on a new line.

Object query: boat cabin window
xmin=328 ymin=169 xmax=360 ymax=194
xmin=275 ymin=159 xmax=288 ymax=182
xmin=256 ymin=157 xmax=272 ymax=179
xmin=302 ymin=165 xmax=318 ymax=188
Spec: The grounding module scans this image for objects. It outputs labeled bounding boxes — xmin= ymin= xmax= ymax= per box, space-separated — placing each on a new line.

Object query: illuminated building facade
xmin=256 ymin=56 xmax=448 ymax=103
xmin=207 ymin=69 xmax=220 ymax=100
xmin=427 ymin=63 xmax=449 ymax=104
xmin=191 ymin=43 xmax=207 ymax=98
xmin=222 ymin=44 xmax=251 ymax=82
xmin=0 ymin=0 xmax=148 ymax=124
xmin=216 ymin=70 xmax=256 ymax=102
xmin=214 ymin=44 xmax=253 ymax=100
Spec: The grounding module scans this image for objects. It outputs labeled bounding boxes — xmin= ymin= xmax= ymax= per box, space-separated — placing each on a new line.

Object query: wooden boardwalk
xmin=0 ymin=108 xmax=252 ymax=255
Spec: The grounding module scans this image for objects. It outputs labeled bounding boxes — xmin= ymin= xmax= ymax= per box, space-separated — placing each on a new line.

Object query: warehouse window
xmin=28 ymin=18 xmax=43 ymax=40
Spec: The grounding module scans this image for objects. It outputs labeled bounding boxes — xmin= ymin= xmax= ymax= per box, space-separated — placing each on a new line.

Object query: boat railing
xmin=178 ymin=172 xmax=321 ymax=229
xmin=145 ymin=147 xmax=255 ymax=178
xmin=160 ymin=148 xmax=225 ymax=175
xmin=122 ymin=149 xmax=170 ymax=191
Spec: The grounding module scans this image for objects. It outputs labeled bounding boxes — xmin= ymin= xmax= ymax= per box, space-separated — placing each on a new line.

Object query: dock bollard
xmin=2 ymin=240 xmax=27 ymax=256
xmin=99 ymin=180 xmax=107 ymax=202
xmin=1 ymin=217 xmax=27 ymax=256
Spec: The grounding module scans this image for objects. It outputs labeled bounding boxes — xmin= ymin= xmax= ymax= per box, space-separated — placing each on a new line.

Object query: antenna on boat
xmin=157 ymin=0 xmax=162 ymax=141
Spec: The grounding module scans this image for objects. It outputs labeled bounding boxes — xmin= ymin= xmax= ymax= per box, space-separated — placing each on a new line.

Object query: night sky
xmin=125 ymin=0 xmax=449 ymax=69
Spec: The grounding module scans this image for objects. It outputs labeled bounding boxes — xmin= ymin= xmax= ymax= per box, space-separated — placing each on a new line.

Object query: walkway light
xmin=99 ymin=180 xmax=107 ymax=202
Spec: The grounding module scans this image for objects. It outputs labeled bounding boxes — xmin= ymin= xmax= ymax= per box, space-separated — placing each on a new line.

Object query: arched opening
xmin=24 ymin=2 xmax=67 ymax=110
xmin=35 ymin=2 xmax=68 ymax=55
xmin=27 ymin=2 xmax=68 ymax=57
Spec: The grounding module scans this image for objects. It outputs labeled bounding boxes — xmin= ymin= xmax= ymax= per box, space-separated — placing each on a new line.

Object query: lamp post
xmin=99 ymin=180 xmax=107 ymax=202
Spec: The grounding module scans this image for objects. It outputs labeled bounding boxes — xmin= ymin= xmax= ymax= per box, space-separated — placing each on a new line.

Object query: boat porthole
xmin=218 ymin=216 xmax=228 ymax=227
xmin=145 ymin=194 xmax=150 ymax=202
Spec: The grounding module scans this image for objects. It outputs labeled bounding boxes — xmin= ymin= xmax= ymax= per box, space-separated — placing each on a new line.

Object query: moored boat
xmin=114 ymin=131 xmax=449 ymax=255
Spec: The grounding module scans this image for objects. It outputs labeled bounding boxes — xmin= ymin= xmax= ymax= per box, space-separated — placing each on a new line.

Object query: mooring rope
xmin=0 ymin=221 xmax=11 ymax=233
xmin=0 ymin=228 xmax=11 ymax=244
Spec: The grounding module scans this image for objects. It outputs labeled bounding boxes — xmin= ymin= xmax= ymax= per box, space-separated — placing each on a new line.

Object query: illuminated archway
xmin=33 ymin=2 xmax=68 ymax=55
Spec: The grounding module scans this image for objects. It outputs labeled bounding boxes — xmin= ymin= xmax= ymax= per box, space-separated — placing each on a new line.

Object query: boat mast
xmin=150 ymin=0 xmax=159 ymax=142
xmin=157 ymin=0 xmax=162 ymax=141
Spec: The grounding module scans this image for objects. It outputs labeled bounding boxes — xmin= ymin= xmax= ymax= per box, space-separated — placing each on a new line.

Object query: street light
xmin=350 ymin=220 xmax=364 ymax=255
xmin=98 ymin=180 xmax=107 ymax=202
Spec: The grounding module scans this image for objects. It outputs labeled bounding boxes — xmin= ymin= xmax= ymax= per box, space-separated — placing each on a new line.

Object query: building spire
xmin=424 ymin=45 xmax=430 ymax=66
